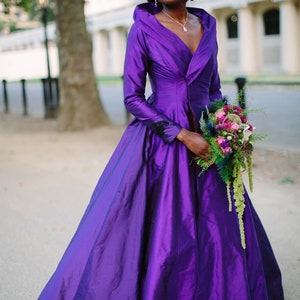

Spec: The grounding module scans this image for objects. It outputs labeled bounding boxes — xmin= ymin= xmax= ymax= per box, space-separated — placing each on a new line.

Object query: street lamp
xmin=38 ymin=0 xmax=54 ymax=118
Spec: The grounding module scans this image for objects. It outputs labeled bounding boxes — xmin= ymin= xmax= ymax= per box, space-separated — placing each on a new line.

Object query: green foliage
xmin=17 ymin=0 xmax=33 ymax=12
xmin=1 ymin=0 xmax=33 ymax=14
xmin=251 ymin=133 xmax=268 ymax=142
xmin=280 ymin=177 xmax=295 ymax=184
xmin=0 ymin=19 xmax=5 ymax=31
xmin=0 ymin=19 xmax=19 ymax=33
xmin=8 ymin=19 xmax=17 ymax=31
xmin=1 ymin=0 xmax=56 ymax=22
xmin=210 ymin=98 xmax=225 ymax=112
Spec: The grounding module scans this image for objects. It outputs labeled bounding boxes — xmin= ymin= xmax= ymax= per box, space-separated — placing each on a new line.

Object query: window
xmin=227 ymin=14 xmax=238 ymax=39
xmin=263 ymin=9 xmax=280 ymax=35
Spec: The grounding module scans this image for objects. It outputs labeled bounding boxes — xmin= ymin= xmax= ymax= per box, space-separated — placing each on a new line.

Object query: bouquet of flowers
xmin=195 ymin=99 xmax=262 ymax=249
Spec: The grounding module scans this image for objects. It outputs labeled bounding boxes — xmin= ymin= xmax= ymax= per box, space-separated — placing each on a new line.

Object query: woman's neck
xmin=162 ymin=4 xmax=187 ymax=22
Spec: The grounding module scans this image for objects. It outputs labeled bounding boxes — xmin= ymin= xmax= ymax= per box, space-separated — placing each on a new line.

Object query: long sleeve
xmin=209 ymin=39 xmax=222 ymax=102
xmin=123 ymin=24 xmax=182 ymax=144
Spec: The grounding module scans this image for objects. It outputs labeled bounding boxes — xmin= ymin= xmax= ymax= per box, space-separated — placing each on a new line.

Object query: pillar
xmin=215 ymin=13 xmax=227 ymax=73
xmin=238 ymin=6 xmax=258 ymax=74
xmin=280 ymin=0 xmax=300 ymax=73
xmin=92 ymin=30 xmax=109 ymax=76
xmin=109 ymin=27 xmax=127 ymax=76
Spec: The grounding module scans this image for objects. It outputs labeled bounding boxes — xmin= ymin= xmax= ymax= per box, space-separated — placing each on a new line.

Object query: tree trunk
xmin=55 ymin=0 xmax=110 ymax=130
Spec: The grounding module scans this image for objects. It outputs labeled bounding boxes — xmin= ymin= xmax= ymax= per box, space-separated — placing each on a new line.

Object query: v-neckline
xmin=153 ymin=10 xmax=204 ymax=55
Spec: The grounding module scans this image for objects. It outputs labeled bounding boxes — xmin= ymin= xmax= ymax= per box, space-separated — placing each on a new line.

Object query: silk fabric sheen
xmin=39 ymin=3 xmax=284 ymax=299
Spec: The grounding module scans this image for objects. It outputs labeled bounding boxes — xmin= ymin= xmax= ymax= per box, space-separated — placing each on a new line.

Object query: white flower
xmin=241 ymin=124 xmax=252 ymax=143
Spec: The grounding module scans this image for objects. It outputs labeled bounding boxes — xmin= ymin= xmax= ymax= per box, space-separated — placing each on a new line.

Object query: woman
xmin=39 ymin=1 xmax=284 ymax=299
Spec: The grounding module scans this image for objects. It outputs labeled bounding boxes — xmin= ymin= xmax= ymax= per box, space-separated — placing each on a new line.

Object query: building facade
xmin=211 ymin=0 xmax=300 ymax=75
xmin=0 ymin=0 xmax=299 ymax=80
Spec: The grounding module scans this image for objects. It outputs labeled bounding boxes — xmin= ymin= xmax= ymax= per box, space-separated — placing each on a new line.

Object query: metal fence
xmin=1 ymin=78 xmax=59 ymax=118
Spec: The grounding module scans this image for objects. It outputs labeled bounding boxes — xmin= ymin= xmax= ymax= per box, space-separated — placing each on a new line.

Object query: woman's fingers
xmin=177 ymin=129 xmax=210 ymax=157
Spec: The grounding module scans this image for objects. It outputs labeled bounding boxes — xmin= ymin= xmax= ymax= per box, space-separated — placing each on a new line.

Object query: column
xmin=110 ymin=27 xmax=127 ymax=76
xmin=92 ymin=30 xmax=109 ymax=76
xmin=215 ymin=13 xmax=227 ymax=73
xmin=238 ymin=6 xmax=258 ymax=74
xmin=280 ymin=0 xmax=300 ymax=73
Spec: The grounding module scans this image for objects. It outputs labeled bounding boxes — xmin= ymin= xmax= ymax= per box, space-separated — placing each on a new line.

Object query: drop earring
xmin=155 ymin=0 xmax=158 ymax=7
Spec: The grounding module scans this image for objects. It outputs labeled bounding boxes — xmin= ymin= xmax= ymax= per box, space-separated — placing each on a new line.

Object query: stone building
xmin=209 ymin=0 xmax=300 ymax=75
xmin=0 ymin=0 xmax=299 ymax=80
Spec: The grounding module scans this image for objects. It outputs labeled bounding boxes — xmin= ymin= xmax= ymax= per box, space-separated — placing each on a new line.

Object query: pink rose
xmin=216 ymin=136 xmax=225 ymax=145
xmin=215 ymin=124 xmax=223 ymax=131
xmin=230 ymin=122 xmax=240 ymax=131
xmin=240 ymin=115 xmax=247 ymax=123
xmin=224 ymin=123 xmax=232 ymax=131
xmin=223 ymin=105 xmax=231 ymax=112
xmin=233 ymin=106 xmax=243 ymax=115
xmin=215 ymin=110 xmax=226 ymax=122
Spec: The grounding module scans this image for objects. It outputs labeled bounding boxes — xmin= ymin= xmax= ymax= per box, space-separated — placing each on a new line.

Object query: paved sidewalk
xmin=0 ymin=113 xmax=299 ymax=299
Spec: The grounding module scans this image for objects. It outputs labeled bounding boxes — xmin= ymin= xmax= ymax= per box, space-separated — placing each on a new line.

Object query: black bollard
xmin=2 ymin=79 xmax=9 ymax=113
xmin=21 ymin=79 xmax=28 ymax=116
xmin=53 ymin=77 xmax=59 ymax=111
xmin=235 ymin=77 xmax=247 ymax=112
xmin=54 ymin=77 xmax=59 ymax=105
xmin=41 ymin=77 xmax=57 ymax=119
xmin=41 ymin=78 xmax=48 ymax=118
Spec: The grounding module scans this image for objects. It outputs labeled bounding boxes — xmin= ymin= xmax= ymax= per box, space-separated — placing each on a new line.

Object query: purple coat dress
xmin=39 ymin=4 xmax=284 ymax=300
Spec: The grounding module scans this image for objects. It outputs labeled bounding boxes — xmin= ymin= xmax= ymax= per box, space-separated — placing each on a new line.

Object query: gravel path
xmin=0 ymin=113 xmax=299 ymax=299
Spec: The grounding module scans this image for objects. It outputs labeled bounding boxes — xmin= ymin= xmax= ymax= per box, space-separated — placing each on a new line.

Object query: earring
xmin=155 ymin=0 xmax=158 ymax=7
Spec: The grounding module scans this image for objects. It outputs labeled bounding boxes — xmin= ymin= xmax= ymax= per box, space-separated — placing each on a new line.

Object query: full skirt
xmin=39 ymin=120 xmax=284 ymax=300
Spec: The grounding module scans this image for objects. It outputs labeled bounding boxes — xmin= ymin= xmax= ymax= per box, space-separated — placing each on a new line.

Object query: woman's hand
xmin=176 ymin=128 xmax=210 ymax=159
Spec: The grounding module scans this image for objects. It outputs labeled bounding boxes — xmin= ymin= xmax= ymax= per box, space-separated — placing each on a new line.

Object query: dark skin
xmin=154 ymin=0 xmax=210 ymax=159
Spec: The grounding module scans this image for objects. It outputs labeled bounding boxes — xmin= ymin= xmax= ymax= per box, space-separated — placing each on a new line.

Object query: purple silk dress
xmin=39 ymin=4 xmax=284 ymax=300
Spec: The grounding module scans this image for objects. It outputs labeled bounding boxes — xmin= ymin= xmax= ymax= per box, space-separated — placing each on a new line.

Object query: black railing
xmin=1 ymin=78 xmax=59 ymax=118
xmin=2 ymin=77 xmax=248 ymax=120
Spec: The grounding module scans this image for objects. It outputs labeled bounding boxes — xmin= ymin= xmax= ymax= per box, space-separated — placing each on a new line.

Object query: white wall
xmin=0 ymin=46 xmax=59 ymax=81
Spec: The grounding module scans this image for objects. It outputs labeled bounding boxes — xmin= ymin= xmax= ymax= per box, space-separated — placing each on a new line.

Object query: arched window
xmin=226 ymin=14 xmax=238 ymax=39
xmin=263 ymin=9 xmax=280 ymax=35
